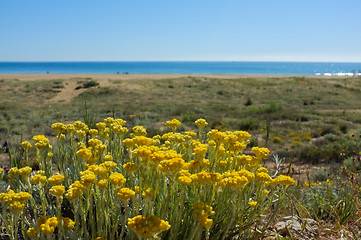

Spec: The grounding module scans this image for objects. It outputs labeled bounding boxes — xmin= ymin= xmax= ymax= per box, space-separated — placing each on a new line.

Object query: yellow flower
xmin=272 ymin=175 xmax=297 ymax=186
xmin=178 ymin=176 xmax=192 ymax=186
xmin=142 ymin=187 xmax=155 ymax=200
xmin=104 ymin=154 xmax=113 ymax=162
xmin=100 ymin=161 xmax=117 ymax=172
xmin=30 ymin=174 xmax=47 ymax=185
xmin=51 ymin=122 xmax=66 ymax=134
xmin=248 ymin=201 xmax=257 ymax=208
xmin=49 ymin=185 xmax=65 ymax=197
xmin=116 ymin=188 xmax=136 ymax=201
xmin=8 ymin=167 xmax=19 ymax=176
xmin=19 ymin=166 xmax=32 ymax=177
xmin=0 ymin=167 xmax=3 ymax=174
xmin=62 ymin=217 xmax=75 ymax=230
xmin=165 ymin=119 xmax=181 ymax=130
xmin=193 ymin=202 xmax=215 ymax=225
xmin=80 ymin=170 xmax=96 ymax=187
xmin=123 ymin=162 xmax=139 ymax=173
xmin=76 ymin=147 xmax=93 ymax=161
xmin=263 ymin=189 xmax=270 ymax=195
xmin=89 ymin=129 xmax=99 ymax=137
xmin=191 ymin=171 xmax=221 ymax=186
xmin=255 ymin=172 xmax=272 ymax=182
xmin=195 ymin=118 xmax=208 ymax=129
xmin=158 ymin=158 xmax=185 ymax=176
xmin=21 ymin=141 xmax=32 ymax=149
xmin=39 ymin=216 xmax=58 ymax=235
xmin=96 ymin=179 xmax=108 ymax=189
xmin=109 ymin=172 xmax=126 ymax=187
xmin=193 ymin=144 xmax=208 ymax=158
xmin=252 ymin=147 xmax=270 ymax=160
xmin=131 ymin=125 xmax=147 ymax=137
xmin=128 ymin=215 xmax=171 ymax=239
xmin=32 ymin=135 xmax=49 ymax=149
xmin=326 ymin=179 xmax=333 ymax=186
xmin=65 ymin=181 xmax=86 ymax=199
xmin=48 ymin=174 xmax=65 ymax=185
xmin=27 ymin=227 xmax=39 ymax=238
xmin=10 ymin=201 xmax=25 ymax=212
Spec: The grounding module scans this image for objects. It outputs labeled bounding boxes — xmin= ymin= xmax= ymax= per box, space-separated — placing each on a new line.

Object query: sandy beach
xmin=0 ymin=73 xmax=343 ymax=82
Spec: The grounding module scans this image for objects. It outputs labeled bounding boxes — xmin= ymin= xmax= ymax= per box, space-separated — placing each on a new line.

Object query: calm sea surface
xmin=0 ymin=62 xmax=361 ymax=76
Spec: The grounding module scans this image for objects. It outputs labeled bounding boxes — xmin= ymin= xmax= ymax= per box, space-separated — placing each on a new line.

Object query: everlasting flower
xmin=32 ymin=135 xmax=49 ymax=149
xmin=19 ymin=166 xmax=32 ymax=177
xmin=27 ymin=227 xmax=39 ymax=238
xmin=195 ymin=118 xmax=208 ymax=129
xmin=96 ymin=179 xmax=108 ymax=189
xmin=272 ymin=175 xmax=297 ymax=186
xmin=142 ymin=187 xmax=155 ymax=200
xmin=51 ymin=123 xmax=66 ymax=134
xmin=109 ymin=172 xmax=126 ymax=187
xmin=80 ymin=170 xmax=96 ymax=187
xmin=30 ymin=174 xmax=47 ymax=185
xmin=49 ymin=185 xmax=65 ymax=197
xmin=116 ymin=188 xmax=136 ymax=201
xmin=76 ymin=147 xmax=93 ymax=161
xmin=249 ymin=201 xmax=257 ymax=208
xmin=158 ymin=158 xmax=185 ymax=176
xmin=131 ymin=126 xmax=147 ymax=137
xmin=128 ymin=215 xmax=171 ymax=239
xmin=123 ymin=162 xmax=139 ymax=173
xmin=252 ymin=147 xmax=270 ymax=160
xmin=165 ymin=119 xmax=181 ymax=131
xmin=63 ymin=217 xmax=75 ymax=230
xmin=178 ymin=176 xmax=192 ymax=186
xmin=48 ymin=174 xmax=65 ymax=185
xmin=38 ymin=216 xmax=58 ymax=236
xmin=193 ymin=202 xmax=215 ymax=229
xmin=21 ymin=141 xmax=32 ymax=149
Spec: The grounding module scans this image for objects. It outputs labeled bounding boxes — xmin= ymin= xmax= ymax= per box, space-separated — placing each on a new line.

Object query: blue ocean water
xmin=0 ymin=61 xmax=361 ymax=76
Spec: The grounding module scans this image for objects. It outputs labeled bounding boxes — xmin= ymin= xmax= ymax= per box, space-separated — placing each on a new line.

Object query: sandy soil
xmin=0 ymin=73 xmax=334 ymax=81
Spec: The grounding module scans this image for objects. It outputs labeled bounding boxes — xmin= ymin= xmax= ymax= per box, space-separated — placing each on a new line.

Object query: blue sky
xmin=1 ymin=0 xmax=360 ymax=62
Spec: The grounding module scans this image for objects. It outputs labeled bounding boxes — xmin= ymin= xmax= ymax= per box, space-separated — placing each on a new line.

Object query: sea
xmin=0 ymin=61 xmax=361 ymax=76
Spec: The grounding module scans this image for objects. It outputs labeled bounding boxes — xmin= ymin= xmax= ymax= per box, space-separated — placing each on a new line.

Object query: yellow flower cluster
xmin=49 ymin=185 xmax=65 ymax=198
xmin=219 ymin=170 xmax=254 ymax=190
xmin=272 ymin=175 xmax=297 ymax=186
xmin=8 ymin=166 xmax=32 ymax=179
xmin=195 ymin=118 xmax=208 ymax=129
xmin=37 ymin=216 xmax=59 ymax=235
xmin=30 ymin=171 xmax=47 ymax=185
xmin=32 ymin=135 xmax=50 ymax=149
xmin=21 ymin=141 xmax=32 ymax=149
xmin=128 ymin=215 xmax=171 ymax=238
xmin=116 ymin=188 xmax=135 ymax=201
xmin=193 ymin=202 xmax=215 ymax=229
xmin=109 ymin=172 xmax=126 ymax=187
xmin=51 ymin=123 xmax=67 ymax=134
xmin=48 ymin=174 xmax=65 ymax=185
xmin=0 ymin=190 xmax=31 ymax=213
xmin=165 ymin=118 xmax=181 ymax=131
xmin=191 ymin=171 xmax=222 ymax=186
xmin=252 ymin=147 xmax=270 ymax=160
xmin=158 ymin=158 xmax=185 ymax=176
xmin=65 ymin=181 xmax=86 ymax=199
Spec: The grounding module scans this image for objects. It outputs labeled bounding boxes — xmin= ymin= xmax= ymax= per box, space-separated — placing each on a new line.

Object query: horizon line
xmin=1 ymin=60 xmax=361 ymax=63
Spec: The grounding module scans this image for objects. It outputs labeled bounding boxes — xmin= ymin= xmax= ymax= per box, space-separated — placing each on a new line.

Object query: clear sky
xmin=1 ymin=0 xmax=361 ymax=62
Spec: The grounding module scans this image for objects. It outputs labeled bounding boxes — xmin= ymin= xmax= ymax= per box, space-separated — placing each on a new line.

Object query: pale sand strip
xmin=0 ymin=73 xmax=322 ymax=81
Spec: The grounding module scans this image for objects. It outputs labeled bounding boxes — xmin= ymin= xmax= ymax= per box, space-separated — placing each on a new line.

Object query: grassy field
xmin=1 ymin=74 xmax=361 ymax=166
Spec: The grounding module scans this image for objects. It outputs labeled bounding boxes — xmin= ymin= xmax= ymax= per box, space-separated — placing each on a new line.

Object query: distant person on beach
xmin=47 ymin=70 xmax=50 ymax=74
